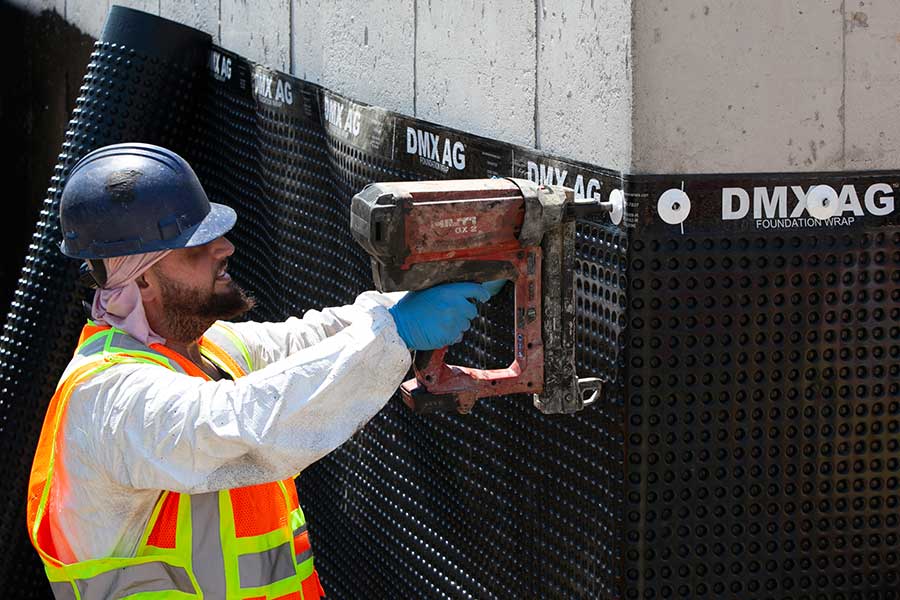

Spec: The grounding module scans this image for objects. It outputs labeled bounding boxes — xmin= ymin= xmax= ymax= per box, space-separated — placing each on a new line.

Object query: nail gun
xmin=350 ymin=178 xmax=608 ymax=415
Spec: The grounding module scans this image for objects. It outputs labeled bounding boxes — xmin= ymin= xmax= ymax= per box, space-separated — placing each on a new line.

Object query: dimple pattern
xmin=623 ymin=230 xmax=900 ymax=599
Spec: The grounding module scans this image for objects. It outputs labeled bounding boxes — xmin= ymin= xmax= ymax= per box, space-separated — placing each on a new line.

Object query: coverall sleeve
xmin=224 ymin=291 xmax=406 ymax=368
xmin=63 ymin=300 xmax=411 ymax=494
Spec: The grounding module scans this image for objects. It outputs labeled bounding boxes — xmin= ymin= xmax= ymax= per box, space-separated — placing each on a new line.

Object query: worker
xmin=27 ymin=143 xmax=500 ymax=599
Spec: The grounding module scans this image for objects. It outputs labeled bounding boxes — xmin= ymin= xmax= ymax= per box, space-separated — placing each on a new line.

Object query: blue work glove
xmin=482 ymin=279 xmax=506 ymax=296
xmin=389 ymin=281 xmax=504 ymax=351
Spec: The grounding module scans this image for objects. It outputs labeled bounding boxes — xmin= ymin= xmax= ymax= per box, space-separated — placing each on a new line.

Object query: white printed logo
xmin=722 ymin=183 xmax=894 ymax=229
xmin=323 ymin=96 xmax=361 ymax=138
xmin=525 ymin=161 xmax=602 ymax=200
xmin=253 ymin=71 xmax=293 ymax=107
xmin=406 ymin=127 xmax=466 ymax=173
xmin=434 ymin=216 xmax=477 ymax=234
xmin=209 ymin=51 xmax=231 ymax=82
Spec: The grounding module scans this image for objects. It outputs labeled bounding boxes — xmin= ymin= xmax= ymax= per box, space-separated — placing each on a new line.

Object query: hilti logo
xmin=323 ymin=96 xmax=361 ymax=137
xmin=525 ymin=161 xmax=601 ymax=199
xmin=253 ymin=72 xmax=293 ymax=106
xmin=406 ymin=127 xmax=466 ymax=173
xmin=723 ymin=183 xmax=895 ymax=219
xmin=209 ymin=51 xmax=231 ymax=82
xmin=434 ymin=216 xmax=477 ymax=234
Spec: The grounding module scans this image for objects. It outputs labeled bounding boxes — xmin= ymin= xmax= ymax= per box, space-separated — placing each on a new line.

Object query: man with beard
xmin=28 ymin=143 xmax=497 ymax=599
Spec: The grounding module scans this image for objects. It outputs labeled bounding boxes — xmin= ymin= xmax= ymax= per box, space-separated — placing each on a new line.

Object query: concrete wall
xmin=631 ymin=0 xmax=900 ymax=173
xmin=8 ymin=0 xmax=900 ymax=174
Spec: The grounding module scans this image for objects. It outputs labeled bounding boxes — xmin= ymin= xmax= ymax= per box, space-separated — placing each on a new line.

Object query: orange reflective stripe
xmin=148 ymin=343 xmax=209 ymax=378
xmin=28 ymin=359 xmax=109 ymax=566
xmin=200 ymin=337 xmax=247 ymax=378
xmin=230 ymin=482 xmax=290 ymax=538
xmin=77 ymin=323 xmax=110 ymax=346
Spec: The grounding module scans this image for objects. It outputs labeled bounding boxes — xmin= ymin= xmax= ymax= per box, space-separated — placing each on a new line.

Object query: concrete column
xmin=66 ymin=0 xmax=110 ymax=38
xmin=221 ymin=0 xmax=291 ymax=71
xmin=631 ymin=1 xmax=845 ymax=174
xmin=844 ymin=1 xmax=900 ymax=169
xmin=293 ymin=0 xmax=415 ymax=115
xmin=415 ymin=0 xmax=536 ymax=147
xmin=160 ymin=1 xmax=219 ymax=41
xmin=537 ymin=0 xmax=632 ymax=170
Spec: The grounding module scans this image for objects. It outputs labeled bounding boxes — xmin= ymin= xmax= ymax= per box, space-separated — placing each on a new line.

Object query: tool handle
xmin=397 ymin=247 xmax=545 ymax=413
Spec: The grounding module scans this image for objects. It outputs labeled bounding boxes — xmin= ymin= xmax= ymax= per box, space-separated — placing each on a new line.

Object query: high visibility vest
xmin=28 ymin=322 xmax=326 ymax=600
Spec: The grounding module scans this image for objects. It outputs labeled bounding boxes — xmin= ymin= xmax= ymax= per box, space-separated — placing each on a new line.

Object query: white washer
xmin=657 ymin=188 xmax=691 ymax=226
xmin=608 ymin=189 xmax=625 ymax=225
xmin=806 ymin=184 xmax=841 ymax=220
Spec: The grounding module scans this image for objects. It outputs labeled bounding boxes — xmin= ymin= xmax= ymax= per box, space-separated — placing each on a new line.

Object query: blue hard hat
xmin=59 ymin=143 xmax=236 ymax=259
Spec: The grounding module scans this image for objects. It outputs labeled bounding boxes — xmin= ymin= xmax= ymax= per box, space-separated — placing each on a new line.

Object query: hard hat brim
xmin=182 ymin=202 xmax=237 ymax=249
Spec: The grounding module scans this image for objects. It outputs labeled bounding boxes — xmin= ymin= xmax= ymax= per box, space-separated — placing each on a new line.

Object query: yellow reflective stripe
xmin=217 ymin=491 xmax=242 ymax=596
xmin=176 ymin=488 xmax=192 ymax=555
xmin=108 ymin=349 xmax=175 ymax=369
xmin=136 ymin=492 xmax=170 ymax=554
xmin=296 ymin=556 xmax=315 ymax=581
xmin=73 ymin=561 xmax=194 ymax=599
xmin=44 ymin=555 xmax=194 ymax=592
xmin=289 ymin=507 xmax=306 ymax=532
xmin=233 ymin=528 xmax=292 ymax=556
xmin=232 ymin=571 xmax=306 ymax=599
xmin=119 ymin=591 xmax=195 ymax=600
xmin=198 ymin=345 xmax=236 ymax=379
xmin=103 ymin=329 xmax=115 ymax=354
xmin=211 ymin=322 xmax=253 ymax=372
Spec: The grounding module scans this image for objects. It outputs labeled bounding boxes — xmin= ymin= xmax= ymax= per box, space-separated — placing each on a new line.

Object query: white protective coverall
xmin=49 ymin=291 xmax=410 ymax=563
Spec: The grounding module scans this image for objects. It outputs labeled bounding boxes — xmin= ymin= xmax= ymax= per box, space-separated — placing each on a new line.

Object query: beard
xmin=154 ymin=269 xmax=256 ymax=343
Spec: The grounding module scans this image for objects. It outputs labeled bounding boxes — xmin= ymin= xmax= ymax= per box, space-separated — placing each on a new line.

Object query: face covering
xmin=90 ymin=250 xmax=171 ymax=346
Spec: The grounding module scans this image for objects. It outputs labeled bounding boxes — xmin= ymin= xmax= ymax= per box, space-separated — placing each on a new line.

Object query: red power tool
xmin=350 ymin=178 xmax=606 ymax=414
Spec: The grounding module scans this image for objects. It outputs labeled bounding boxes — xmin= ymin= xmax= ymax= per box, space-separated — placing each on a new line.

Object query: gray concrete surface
xmin=221 ymin=0 xmax=290 ymax=71
xmin=415 ymin=0 xmax=536 ymax=147
xmin=160 ymin=0 xmax=219 ymax=40
xmin=537 ymin=0 xmax=632 ymax=170
xmin=844 ymin=0 xmax=900 ymax=169
xmin=66 ymin=0 xmax=110 ymax=38
xmin=8 ymin=0 xmax=900 ymax=173
xmin=293 ymin=0 xmax=415 ymax=115
xmin=632 ymin=1 xmax=845 ymax=174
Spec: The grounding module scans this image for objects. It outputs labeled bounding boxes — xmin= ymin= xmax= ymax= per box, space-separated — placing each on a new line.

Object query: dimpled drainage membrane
xmin=1 ymin=7 xmax=899 ymax=599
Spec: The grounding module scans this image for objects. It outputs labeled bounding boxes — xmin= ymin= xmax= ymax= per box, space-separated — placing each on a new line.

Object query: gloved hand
xmin=389 ymin=281 xmax=503 ymax=351
xmin=482 ymin=279 xmax=506 ymax=296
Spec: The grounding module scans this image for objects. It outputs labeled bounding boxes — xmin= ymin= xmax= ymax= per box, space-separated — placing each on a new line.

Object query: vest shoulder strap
xmin=200 ymin=321 xmax=253 ymax=376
